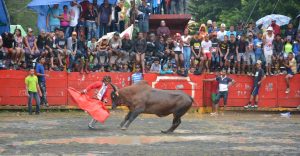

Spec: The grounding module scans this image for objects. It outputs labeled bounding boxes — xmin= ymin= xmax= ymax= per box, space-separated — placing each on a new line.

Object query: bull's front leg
xmin=121 ymin=108 xmax=143 ymax=130
xmin=120 ymin=111 xmax=131 ymax=128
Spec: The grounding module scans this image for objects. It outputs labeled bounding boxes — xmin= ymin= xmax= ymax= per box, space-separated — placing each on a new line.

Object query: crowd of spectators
xmin=0 ymin=0 xmax=299 ymax=78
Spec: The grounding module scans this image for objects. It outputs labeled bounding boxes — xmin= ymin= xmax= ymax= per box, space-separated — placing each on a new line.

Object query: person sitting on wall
xmin=156 ymin=20 xmax=171 ymax=37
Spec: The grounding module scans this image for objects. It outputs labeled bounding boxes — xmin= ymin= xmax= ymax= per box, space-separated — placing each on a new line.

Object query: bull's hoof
xmin=161 ymin=130 xmax=173 ymax=134
xmin=121 ymin=127 xmax=127 ymax=130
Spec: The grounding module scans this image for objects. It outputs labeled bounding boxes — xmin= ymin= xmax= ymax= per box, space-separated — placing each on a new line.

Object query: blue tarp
xmin=27 ymin=0 xmax=117 ymax=32
xmin=0 ymin=0 xmax=10 ymax=34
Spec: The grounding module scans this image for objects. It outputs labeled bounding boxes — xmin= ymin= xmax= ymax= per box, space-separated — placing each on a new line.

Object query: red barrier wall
xmin=0 ymin=70 xmax=299 ymax=108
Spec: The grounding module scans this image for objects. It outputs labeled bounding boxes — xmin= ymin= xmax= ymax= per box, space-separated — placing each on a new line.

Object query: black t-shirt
xmin=77 ymin=39 xmax=86 ymax=52
xmin=46 ymin=38 xmax=54 ymax=49
xmin=238 ymin=40 xmax=248 ymax=53
xmin=84 ymin=9 xmax=98 ymax=21
xmin=254 ymin=68 xmax=265 ymax=86
xmin=114 ymin=6 xmax=121 ymax=22
xmin=228 ymin=41 xmax=237 ymax=55
xmin=37 ymin=35 xmax=47 ymax=49
xmin=55 ymin=37 xmax=66 ymax=49
xmin=190 ymin=38 xmax=201 ymax=54
xmin=164 ymin=42 xmax=174 ymax=51
xmin=219 ymin=41 xmax=228 ymax=55
xmin=146 ymin=41 xmax=156 ymax=54
xmin=211 ymin=38 xmax=219 ymax=53
xmin=122 ymin=39 xmax=133 ymax=52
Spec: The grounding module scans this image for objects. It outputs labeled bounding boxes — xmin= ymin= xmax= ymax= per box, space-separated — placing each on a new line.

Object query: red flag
xmin=68 ymin=87 xmax=110 ymax=123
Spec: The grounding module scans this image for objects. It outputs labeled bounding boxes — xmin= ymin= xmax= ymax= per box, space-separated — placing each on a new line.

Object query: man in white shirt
xmin=69 ymin=0 xmax=81 ymax=36
xmin=217 ymin=23 xmax=227 ymax=42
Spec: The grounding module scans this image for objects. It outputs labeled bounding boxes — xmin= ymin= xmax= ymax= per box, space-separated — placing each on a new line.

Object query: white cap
xmin=220 ymin=23 xmax=226 ymax=28
xmin=266 ymin=26 xmax=273 ymax=31
xmin=256 ymin=60 xmax=262 ymax=64
xmin=207 ymin=20 xmax=212 ymax=25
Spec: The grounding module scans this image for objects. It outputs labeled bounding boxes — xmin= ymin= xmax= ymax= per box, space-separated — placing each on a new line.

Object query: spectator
xmin=152 ymin=0 xmax=161 ymax=14
xmin=150 ymin=58 xmax=161 ymax=73
xmin=118 ymin=1 xmax=126 ymax=32
xmin=69 ymin=0 xmax=81 ymax=37
xmin=138 ymin=0 xmax=151 ymax=37
xmin=79 ymin=0 xmax=90 ymax=17
xmin=97 ymin=36 xmax=109 ymax=65
xmin=226 ymin=25 xmax=237 ymax=38
xmin=14 ymin=29 xmax=25 ymax=65
xmin=244 ymin=60 xmax=266 ymax=109
xmin=84 ymin=3 xmax=98 ymax=40
xmin=108 ymin=32 xmax=123 ymax=65
xmin=211 ymin=32 xmax=219 ymax=72
xmin=155 ymin=36 xmax=165 ymax=62
xmin=284 ymin=23 xmax=297 ymax=40
xmin=293 ymin=35 xmax=300 ymax=72
xmin=217 ymin=23 xmax=227 ymax=42
xmin=134 ymin=32 xmax=147 ymax=73
xmin=156 ymin=20 xmax=170 ymax=37
xmin=87 ymin=37 xmax=97 ymax=64
xmin=1 ymin=32 xmax=16 ymax=67
xmin=181 ymin=28 xmax=192 ymax=70
xmin=283 ymin=36 xmax=293 ymax=59
xmin=190 ymin=33 xmax=202 ymax=68
xmin=24 ymin=28 xmax=40 ymax=63
xmin=237 ymin=34 xmax=248 ymax=74
xmin=198 ymin=24 xmax=207 ymax=41
xmin=218 ymin=35 xmax=228 ymax=70
xmin=225 ymin=34 xmax=238 ymax=74
xmin=121 ymin=33 xmax=134 ymax=62
xmin=36 ymin=30 xmax=47 ymax=58
xmin=98 ymin=0 xmax=112 ymax=38
xmin=163 ymin=36 xmax=174 ymax=64
xmin=245 ymin=33 xmax=256 ymax=75
xmin=203 ymin=69 xmax=235 ymax=115
xmin=127 ymin=0 xmax=137 ymax=26
xmin=54 ymin=29 xmax=69 ymax=69
xmin=207 ymin=20 xmax=213 ymax=34
xmin=246 ymin=22 xmax=257 ymax=38
xmin=166 ymin=0 xmax=171 ymax=14
xmin=36 ymin=57 xmax=49 ymax=107
xmin=284 ymin=52 xmax=297 ymax=94
xmin=211 ymin=21 xmax=219 ymax=33
xmin=201 ymin=34 xmax=212 ymax=73
xmin=67 ymin=31 xmax=78 ymax=72
xmin=263 ymin=27 xmax=275 ymax=75
xmin=173 ymin=33 xmax=184 ymax=70
xmin=146 ymin=33 xmax=157 ymax=63
xmin=131 ymin=64 xmax=143 ymax=84
xmin=25 ymin=68 xmax=42 ymax=115
xmin=46 ymin=4 xmax=61 ymax=32
xmin=253 ymin=32 xmax=264 ymax=64
xmin=59 ymin=5 xmax=71 ymax=38
xmin=171 ymin=0 xmax=180 ymax=14
xmin=45 ymin=33 xmax=55 ymax=70
xmin=270 ymin=20 xmax=281 ymax=36
xmin=112 ymin=2 xmax=122 ymax=32
xmin=273 ymin=34 xmax=284 ymax=74
xmin=160 ymin=61 xmax=173 ymax=74
xmin=77 ymin=35 xmax=89 ymax=74
xmin=160 ymin=0 xmax=167 ymax=14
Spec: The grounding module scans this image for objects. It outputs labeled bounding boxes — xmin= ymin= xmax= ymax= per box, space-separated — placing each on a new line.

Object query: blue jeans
xmin=255 ymin=51 xmax=264 ymax=63
xmin=38 ymin=81 xmax=48 ymax=105
xmin=61 ymin=26 xmax=70 ymax=39
xmin=119 ymin=21 xmax=125 ymax=33
xmin=212 ymin=52 xmax=220 ymax=70
xmin=28 ymin=91 xmax=40 ymax=114
xmin=86 ymin=21 xmax=97 ymax=40
xmin=68 ymin=51 xmax=82 ymax=71
xmin=98 ymin=23 xmax=109 ymax=38
xmin=183 ymin=46 xmax=191 ymax=69
xmin=214 ymin=91 xmax=228 ymax=105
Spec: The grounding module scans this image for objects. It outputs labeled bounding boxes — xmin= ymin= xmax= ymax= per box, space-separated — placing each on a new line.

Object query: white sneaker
xmin=88 ymin=124 xmax=95 ymax=129
xmin=210 ymin=112 xmax=218 ymax=116
xmin=285 ymin=88 xmax=290 ymax=94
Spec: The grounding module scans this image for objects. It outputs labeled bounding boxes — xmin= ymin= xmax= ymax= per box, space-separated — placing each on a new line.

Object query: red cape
xmin=68 ymin=87 xmax=110 ymax=123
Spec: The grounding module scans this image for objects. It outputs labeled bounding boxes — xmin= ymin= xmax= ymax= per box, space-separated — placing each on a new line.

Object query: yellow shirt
xmin=25 ymin=75 xmax=38 ymax=92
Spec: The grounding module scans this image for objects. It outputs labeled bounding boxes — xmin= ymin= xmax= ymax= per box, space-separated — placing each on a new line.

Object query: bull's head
xmin=110 ymin=84 xmax=120 ymax=109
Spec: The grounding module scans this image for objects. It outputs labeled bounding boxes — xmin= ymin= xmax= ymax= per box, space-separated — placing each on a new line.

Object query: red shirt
xmin=85 ymin=82 xmax=109 ymax=101
xmin=271 ymin=24 xmax=281 ymax=36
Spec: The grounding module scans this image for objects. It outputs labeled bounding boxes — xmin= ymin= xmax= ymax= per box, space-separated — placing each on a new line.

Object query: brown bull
xmin=111 ymin=80 xmax=193 ymax=133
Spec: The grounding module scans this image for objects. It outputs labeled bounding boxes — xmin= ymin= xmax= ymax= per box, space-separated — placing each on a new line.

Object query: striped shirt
xmin=132 ymin=72 xmax=143 ymax=84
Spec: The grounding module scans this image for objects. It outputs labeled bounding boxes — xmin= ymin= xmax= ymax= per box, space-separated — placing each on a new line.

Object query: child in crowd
xmin=284 ymin=52 xmax=297 ymax=94
xmin=150 ymin=58 xmax=161 ymax=73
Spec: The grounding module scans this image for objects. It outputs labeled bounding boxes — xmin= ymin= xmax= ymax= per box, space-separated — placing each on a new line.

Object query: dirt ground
xmin=0 ymin=110 xmax=300 ymax=156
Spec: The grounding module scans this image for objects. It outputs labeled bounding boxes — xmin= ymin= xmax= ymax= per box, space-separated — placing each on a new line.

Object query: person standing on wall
xmin=244 ymin=60 xmax=266 ymax=109
xmin=25 ymin=68 xmax=42 ymax=115
xmin=36 ymin=57 xmax=49 ymax=107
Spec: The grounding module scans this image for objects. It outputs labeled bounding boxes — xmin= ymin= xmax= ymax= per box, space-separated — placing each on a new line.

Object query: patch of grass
xmin=5 ymin=0 xmax=38 ymax=33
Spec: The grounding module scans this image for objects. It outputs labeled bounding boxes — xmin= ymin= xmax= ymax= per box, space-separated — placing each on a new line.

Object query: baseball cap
xmin=220 ymin=23 xmax=226 ymax=28
xmin=207 ymin=20 xmax=212 ymax=25
xmin=28 ymin=28 xmax=33 ymax=32
xmin=256 ymin=60 xmax=262 ymax=64
xmin=266 ymin=27 xmax=273 ymax=31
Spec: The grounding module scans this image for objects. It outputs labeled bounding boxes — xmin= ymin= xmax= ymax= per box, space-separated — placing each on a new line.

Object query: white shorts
xmin=264 ymin=50 xmax=273 ymax=65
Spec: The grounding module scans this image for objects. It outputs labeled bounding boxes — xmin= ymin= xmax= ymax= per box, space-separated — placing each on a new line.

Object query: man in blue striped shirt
xmin=132 ymin=65 xmax=143 ymax=84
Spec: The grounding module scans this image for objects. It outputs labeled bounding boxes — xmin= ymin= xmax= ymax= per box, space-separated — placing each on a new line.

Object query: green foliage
xmin=188 ymin=0 xmax=300 ymax=27
xmin=5 ymin=0 xmax=38 ymax=33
